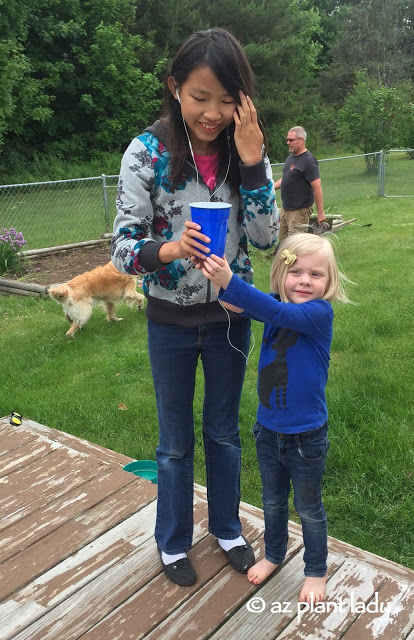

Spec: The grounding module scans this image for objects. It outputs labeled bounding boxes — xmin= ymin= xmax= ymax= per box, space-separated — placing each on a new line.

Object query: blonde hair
xmin=270 ymin=234 xmax=352 ymax=303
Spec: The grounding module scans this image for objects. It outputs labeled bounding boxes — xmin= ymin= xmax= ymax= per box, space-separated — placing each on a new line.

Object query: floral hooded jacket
xmin=111 ymin=118 xmax=279 ymax=327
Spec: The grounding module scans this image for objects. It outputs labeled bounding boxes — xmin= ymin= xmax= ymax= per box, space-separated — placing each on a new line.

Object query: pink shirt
xmin=193 ymin=151 xmax=219 ymax=191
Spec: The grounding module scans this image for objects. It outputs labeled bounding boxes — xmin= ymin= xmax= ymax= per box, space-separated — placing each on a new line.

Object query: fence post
xmin=101 ymin=174 xmax=110 ymax=232
xmin=378 ymin=151 xmax=385 ymax=197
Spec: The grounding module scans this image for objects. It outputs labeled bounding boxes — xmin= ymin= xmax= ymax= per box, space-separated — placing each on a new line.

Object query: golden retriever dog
xmin=49 ymin=261 xmax=145 ymax=337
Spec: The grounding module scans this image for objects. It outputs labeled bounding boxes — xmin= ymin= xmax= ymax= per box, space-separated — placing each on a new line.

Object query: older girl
xmin=111 ymin=27 xmax=278 ymax=586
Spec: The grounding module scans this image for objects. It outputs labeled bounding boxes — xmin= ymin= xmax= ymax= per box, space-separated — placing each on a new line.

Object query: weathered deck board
xmin=2 ymin=497 xmax=207 ymax=639
xmin=207 ymin=552 xmax=345 ymax=640
xmin=0 ymin=416 xmax=413 ymax=640
xmin=0 ymin=447 xmax=108 ymax=529
xmin=11 ymin=525 xmax=209 ymax=640
xmin=141 ymin=537 xmax=304 ymax=640
xmin=0 ymin=426 xmax=38 ymax=459
xmin=341 ymin=579 xmax=414 ymax=640
xmin=275 ymin=561 xmax=388 ymax=639
xmin=0 ymin=468 xmax=135 ymax=563
xmin=9 ymin=418 xmax=131 ymax=467
xmin=79 ymin=512 xmax=269 ymax=640
xmin=0 ymin=480 xmax=157 ymax=601
xmin=0 ymin=438 xmax=66 ymax=478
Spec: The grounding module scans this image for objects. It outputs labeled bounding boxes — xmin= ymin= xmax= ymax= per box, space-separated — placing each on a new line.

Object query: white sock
xmin=217 ymin=535 xmax=246 ymax=552
xmin=161 ymin=551 xmax=187 ymax=565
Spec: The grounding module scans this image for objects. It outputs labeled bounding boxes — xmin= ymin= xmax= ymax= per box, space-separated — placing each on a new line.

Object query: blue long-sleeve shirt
xmin=220 ymin=274 xmax=333 ymax=433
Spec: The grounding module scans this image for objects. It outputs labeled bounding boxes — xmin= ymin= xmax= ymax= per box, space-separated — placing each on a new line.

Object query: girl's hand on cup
xmin=180 ymin=220 xmax=211 ymax=260
xmin=233 ymin=91 xmax=263 ymax=166
xmin=201 ymin=255 xmax=233 ymax=290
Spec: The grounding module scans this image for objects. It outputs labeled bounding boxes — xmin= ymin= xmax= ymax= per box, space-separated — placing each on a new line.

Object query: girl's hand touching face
xmin=233 ymin=91 xmax=263 ymax=166
xmin=201 ymin=255 xmax=233 ymax=290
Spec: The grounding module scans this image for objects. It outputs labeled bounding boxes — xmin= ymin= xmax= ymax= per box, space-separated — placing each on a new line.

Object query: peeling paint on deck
xmin=1 ymin=417 xmax=413 ymax=640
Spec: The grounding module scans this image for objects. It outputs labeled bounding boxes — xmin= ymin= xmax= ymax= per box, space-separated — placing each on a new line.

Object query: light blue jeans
xmin=148 ymin=318 xmax=251 ymax=554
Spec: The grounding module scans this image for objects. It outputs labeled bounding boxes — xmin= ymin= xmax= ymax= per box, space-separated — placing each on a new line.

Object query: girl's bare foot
xmin=298 ymin=575 xmax=327 ymax=604
xmin=247 ymin=558 xmax=279 ymax=585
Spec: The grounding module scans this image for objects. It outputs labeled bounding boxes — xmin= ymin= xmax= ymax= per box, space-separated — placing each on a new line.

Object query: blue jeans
xmin=148 ymin=318 xmax=251 ymax=554
xmin=253 ymin=421 xmax=330 ymax=577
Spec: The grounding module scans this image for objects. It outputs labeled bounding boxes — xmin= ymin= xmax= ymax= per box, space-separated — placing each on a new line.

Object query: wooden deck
xmin=0 ymin=416 xmax=413 ymax=640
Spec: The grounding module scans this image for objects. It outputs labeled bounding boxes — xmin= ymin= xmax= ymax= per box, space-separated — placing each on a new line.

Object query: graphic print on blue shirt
xmin=258 ymin=328 xmax=298 ymax=409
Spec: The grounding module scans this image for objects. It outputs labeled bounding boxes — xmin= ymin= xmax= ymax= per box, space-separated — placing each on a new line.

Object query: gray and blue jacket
xmin=111 ymin=118 xmax=279 ymax=326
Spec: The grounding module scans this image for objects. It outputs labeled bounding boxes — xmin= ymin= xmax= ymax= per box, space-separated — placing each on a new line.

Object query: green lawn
xmin=0 ymin=195 xmax=413 ymax=569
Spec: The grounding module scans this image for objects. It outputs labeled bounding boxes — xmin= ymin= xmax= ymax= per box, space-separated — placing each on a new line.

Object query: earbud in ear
xmin=176 ymin=90 xmax=181 ymax=104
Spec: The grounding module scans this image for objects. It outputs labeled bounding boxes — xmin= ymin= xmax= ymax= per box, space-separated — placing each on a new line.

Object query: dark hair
xmin=162 ymin=28 xmax=267 ymax=192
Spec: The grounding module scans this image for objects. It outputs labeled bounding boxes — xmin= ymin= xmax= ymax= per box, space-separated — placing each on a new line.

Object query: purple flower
xmin=0 ymin=227 xmax=27 ymax=275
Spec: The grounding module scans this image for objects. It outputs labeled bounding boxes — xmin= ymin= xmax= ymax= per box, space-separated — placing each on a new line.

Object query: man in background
xmin=274 ymin=127 xmax=326 ymax=241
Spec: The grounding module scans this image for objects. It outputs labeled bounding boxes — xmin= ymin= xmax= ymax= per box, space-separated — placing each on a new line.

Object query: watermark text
xmin=246 ymin=591 xmax=392 ymax=623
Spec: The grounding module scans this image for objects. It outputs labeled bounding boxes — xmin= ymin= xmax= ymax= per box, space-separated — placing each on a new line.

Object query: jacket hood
xmin=145 ymin=118 xmax=170 ymax=147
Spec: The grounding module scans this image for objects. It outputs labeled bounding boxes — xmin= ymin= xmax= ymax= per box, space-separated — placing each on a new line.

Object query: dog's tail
xmin=49 ymin=284 xmax=70 ymax=300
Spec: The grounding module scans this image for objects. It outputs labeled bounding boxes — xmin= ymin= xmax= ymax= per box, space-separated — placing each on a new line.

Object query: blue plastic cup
xmin=190 ymin=202 xmax=231 ymax=258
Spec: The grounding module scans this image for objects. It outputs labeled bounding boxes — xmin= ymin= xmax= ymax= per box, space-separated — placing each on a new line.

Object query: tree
xmin=338 ymin=71 xmax=414 ymax=170
xmin=0 ymin=0 xmax=54 ymax=151
xmin=319 ymin=0 xmax=414 ymax=106
xmin=0 ymin=0 xmax=164 ymax=169
xmin=308 ymin=0 xmax=339 ymax=71
xmin=132 ymin=0 xmax=204 ymax=63
xmin=77 ymin=22 xmax=163 ymax=150
xmin=1 ymin=0 xmax=324 ymax=169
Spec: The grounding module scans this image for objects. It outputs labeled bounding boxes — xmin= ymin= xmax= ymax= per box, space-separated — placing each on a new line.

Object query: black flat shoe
xmin=158 ymin=547 xmax=197 ymax=586
xmin=224 ymin=541 xmax=255 ymax=573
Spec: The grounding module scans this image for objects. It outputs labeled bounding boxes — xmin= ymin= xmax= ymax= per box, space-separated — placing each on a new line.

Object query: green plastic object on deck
xmin=123 ymin=460 xmax=158 ymax=484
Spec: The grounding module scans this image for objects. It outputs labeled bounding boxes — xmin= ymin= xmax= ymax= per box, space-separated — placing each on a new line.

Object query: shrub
xmin=0 ymin=228 xmax=27 ymax=275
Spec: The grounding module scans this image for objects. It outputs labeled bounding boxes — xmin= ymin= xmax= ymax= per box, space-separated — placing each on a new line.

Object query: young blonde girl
xmin=201 ymin=234 xmax=351 ymax=603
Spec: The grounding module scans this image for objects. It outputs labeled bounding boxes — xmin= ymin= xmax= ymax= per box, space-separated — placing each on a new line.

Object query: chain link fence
xmin=0 ymin=175 xmax=119 ymax=250
xmin=1 ymin=151 xmax=413 ymax=250
xmin=271 ymin=152 xmax=385 ymax=213
xmin=380 ymin=149 xmax=414 ymax=198
xmin=272 ymin=149 xmax=414 ymax=210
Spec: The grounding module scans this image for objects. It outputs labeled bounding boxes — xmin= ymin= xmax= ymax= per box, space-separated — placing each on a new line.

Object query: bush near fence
xmin=1 ymin=151 xmax=413 ymax=251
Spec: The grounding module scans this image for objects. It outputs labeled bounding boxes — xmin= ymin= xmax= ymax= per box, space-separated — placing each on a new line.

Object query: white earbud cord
xmin=179 ymin=104 xmax=253 ymax=361
xmin=209 ymin=132 xmax=231 ymax=201
xmin=218 ymin=299 xmax=255 ymax=363
xmin=183 ymin=120 xmax=202 ymax=201
xmin=180 ymin=112 xmax=231 ymax=201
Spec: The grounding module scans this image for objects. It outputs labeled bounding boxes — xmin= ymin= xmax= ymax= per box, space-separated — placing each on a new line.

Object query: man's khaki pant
xmin=278 ymin=206 xmax=313 ymax=242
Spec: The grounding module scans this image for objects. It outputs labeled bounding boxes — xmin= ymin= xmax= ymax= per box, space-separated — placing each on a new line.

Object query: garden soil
xmin=7 ymin=242 xmax=114 ymax=287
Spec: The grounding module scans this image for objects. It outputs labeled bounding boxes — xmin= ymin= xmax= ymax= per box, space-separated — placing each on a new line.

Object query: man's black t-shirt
xmin=281 ymin=150 xmax=320 ymax=210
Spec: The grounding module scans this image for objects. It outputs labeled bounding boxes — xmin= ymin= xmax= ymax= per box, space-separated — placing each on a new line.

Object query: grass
xmin=0 ymin=195 xmax=413 ymax=570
